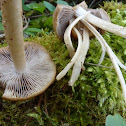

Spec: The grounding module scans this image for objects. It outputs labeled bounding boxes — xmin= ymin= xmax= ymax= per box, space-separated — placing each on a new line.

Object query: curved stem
xmin=69 ymin=27 xmax=89 ymax=86
xmin=81 ymin=27 xmax=90 ymax=69
xmin=64 ymin=14 xmax=89 ymax=57
xmin=109 ymin=48 xmax=126 ymax=70
xmin=1 ymin=0 xmax=26 ymax=73
xmin=56 ymin=28 xmax=82 ymax=80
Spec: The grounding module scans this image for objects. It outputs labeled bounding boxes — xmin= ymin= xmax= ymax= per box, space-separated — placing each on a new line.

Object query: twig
xmin=43 ymin=92 xmax=49 ymax=116
xmin=24 ymin=95 xmax=43 ymax=126
xmin=23 ymin=15 xmax=30 ymax=31
xmin=85 ymin=62 xmax=113 ymax=69
xmin=24 ymin=117 xmax=32 ymax=126
xmin=37 ymin=94 xmax=43 ymax=107
xmin=68 ymin=108 xmax=70 ymax=122
xmin=30 ymin=14 xmax=43 ymax=18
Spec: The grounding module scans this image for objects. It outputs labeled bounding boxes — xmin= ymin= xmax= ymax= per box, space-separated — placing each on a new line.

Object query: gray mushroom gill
xmin=0 ymin=0 xmax=56 ymax=101
xmin=53 ymin=1 xmax=126 ymax=102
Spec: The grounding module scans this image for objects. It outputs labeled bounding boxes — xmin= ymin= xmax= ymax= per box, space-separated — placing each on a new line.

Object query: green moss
xmin=0 ymin=1 xmax=126 ymax=126
xmin=0 ymin=42 xmax=7 ymax=48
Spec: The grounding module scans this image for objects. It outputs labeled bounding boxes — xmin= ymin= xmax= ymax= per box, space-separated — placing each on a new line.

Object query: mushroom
xmin=53 ymin=2 xmax=111 ymax=57
xmin=0 ymin=0 xmax=56 ymax=101
xmin=53 ymin=2 xmax=126 ymax=102
xmin=54 ymin=3 xmax=108 ymax=85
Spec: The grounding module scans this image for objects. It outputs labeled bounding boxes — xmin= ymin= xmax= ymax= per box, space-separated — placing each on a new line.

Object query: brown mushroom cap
xmin=53 ymin=4 xmax=74 ymax=40
xmin=0 ymin=42 xmax=56 ymax=101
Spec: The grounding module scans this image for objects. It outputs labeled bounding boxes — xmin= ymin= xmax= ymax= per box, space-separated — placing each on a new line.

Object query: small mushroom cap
xmin=53 ymin=4 xmax=74 ymax=40
xmin=0 ymin=42 xmax=56 ymax=101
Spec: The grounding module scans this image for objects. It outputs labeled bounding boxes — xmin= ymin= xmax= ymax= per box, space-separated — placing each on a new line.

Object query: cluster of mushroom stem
xmin=0 ymin=0 xmax=56 ymax=101
xmin=53 ymin=2 xmax=126 ymax=102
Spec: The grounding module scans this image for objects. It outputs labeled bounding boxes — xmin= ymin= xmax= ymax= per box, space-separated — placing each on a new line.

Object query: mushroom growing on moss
xmin=0 ymin=0 xmax=56 ymax=101
xmin=53 ymin=2 xmax=110 ymax=85
xmin=53 ymin=2 xmax=126 ymax=102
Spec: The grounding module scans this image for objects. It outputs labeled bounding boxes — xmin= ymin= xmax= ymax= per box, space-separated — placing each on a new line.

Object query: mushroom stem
xmin=1 ymin=0 xmax=26 ymax=73
xmin=112 ymin=51 xmax=126 ymax=70
xmin=69 ymin=27 xmax=90 ymax=86
xmin=56 ymin=27 xmax=82 ymax=80
xmin=64 ymin=14 xmax=88 ymax=57
xmin=73 ymin=7 xmax=106 ymax=65
xmin=75 ymin=7 xmax=126 ymax=38
xmin=82 ymin=19 xmax=126 ymax=102
xmin=81 ymin=27 xmax=90 ymax=70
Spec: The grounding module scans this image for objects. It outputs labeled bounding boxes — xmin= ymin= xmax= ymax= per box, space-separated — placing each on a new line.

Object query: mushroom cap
xmin=53 ymin=4 xmax=74 ymax=40
xmin=0 ymin=42 xmax=56 ymax=101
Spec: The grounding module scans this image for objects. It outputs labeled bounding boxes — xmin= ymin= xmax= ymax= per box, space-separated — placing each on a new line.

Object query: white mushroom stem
xmin=80 ymin=27 xmax=90 ymax=70
xmin=75 ymin=7 xmax=126 ymax=38
xmin=81 ymin=28 xmax=90 ymax=69
xmin=56 ymin=27 xmax=82 ymax=80
xmin=64 ymin=14 xmax=90 ymax=57
xmin=1 ymin=0 xmax=26 ymax=73
xmin=98 ymin=52 xmax=106 ymax=65
xmin=81 ymin=19 xmax=126 ymax=102
xmin=71 ymin=8 xmax=106 ymax=65
xmin=69 ymin=27 xmax=90 ymax=86
xmin=109 ymin=49 xmax=126 ymax=70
